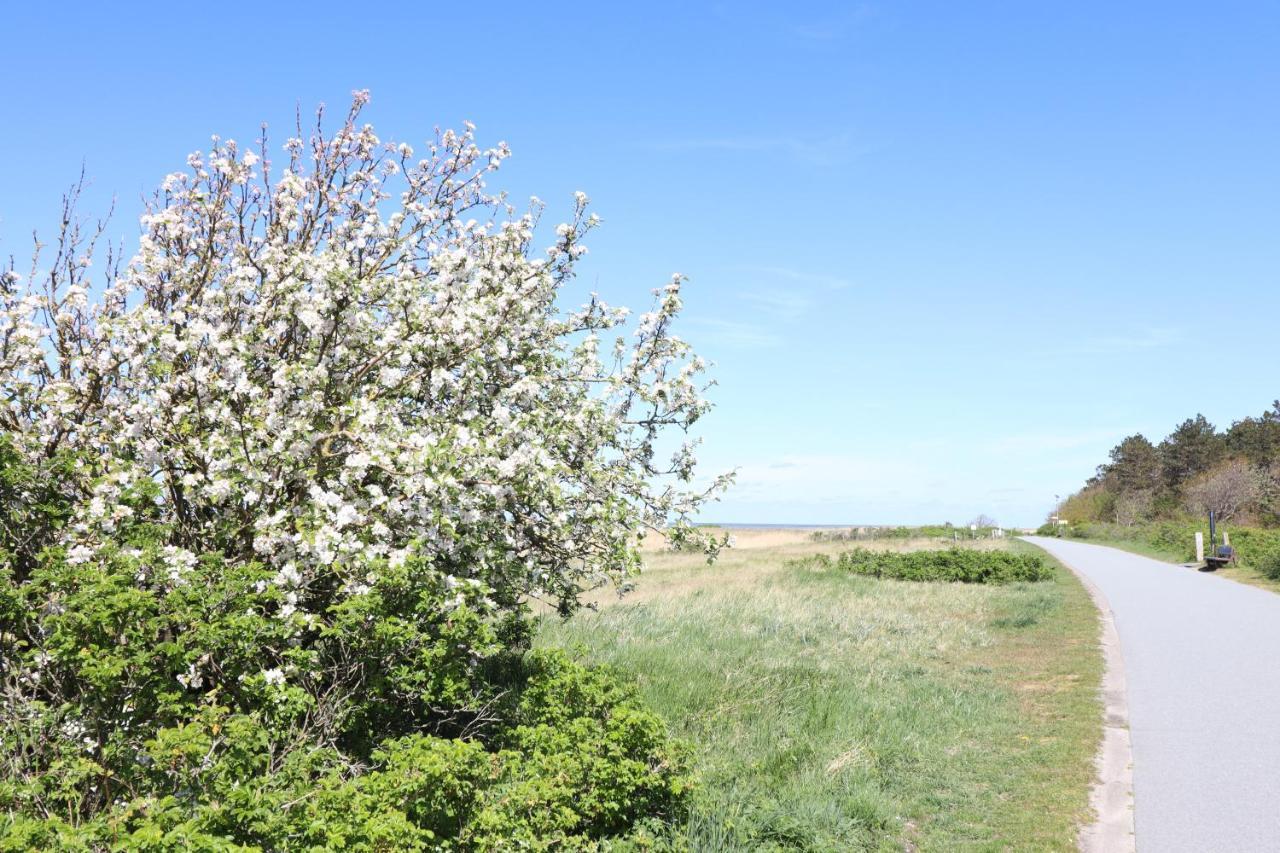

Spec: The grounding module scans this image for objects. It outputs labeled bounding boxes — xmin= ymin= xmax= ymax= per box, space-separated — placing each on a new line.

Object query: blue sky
xmin=3 ymin=2 xmax=1279 ymax=527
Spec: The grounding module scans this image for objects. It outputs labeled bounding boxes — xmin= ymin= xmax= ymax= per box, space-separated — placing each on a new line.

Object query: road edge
xmin=1025 ymin=538 xmax=1136 ymax=853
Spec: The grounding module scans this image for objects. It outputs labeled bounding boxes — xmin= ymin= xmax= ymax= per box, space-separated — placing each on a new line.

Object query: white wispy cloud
xmin=682 ymin=318 xmax=782 ymax=348
xmin=702 ymin=445 xmax=1075 ymax=526
xmin=647 ymin=134 xmax=859 ymax=167
xmin=1073 ymin=327 xmax=1182 ymax=355
xmin=983 ymin=428 xmax=1130 ymax=456
xmin=791 ymin=4 xmax=877 ymax=41
xmin=737 ymin=288 xmax=814 ymax=320
xmin=726 ymin=453 xmax=930 ymax=504
xmin=751 ymin=265 xmax=852 ymax=290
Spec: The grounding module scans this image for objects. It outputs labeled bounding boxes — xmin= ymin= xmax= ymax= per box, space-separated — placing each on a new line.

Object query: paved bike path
xmin=1027 ymin=536 xmax=1280 ymax=852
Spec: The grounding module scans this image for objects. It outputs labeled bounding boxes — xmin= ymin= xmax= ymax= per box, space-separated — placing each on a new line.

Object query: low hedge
xmin=811 ymin=525 xmax=1000 ymax=543
xmin=0 ymin=647 xmax=691 ymax=850
xmin=792 ymin=548 xmax=1052 ymax=584
xmin=1057 ymin=520 xmax=1280 ymax=579
xmin=1219 ymin=527 xmax=1280 ymax=579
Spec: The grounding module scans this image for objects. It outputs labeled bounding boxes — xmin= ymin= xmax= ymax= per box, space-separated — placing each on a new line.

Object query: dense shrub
xmin=0 ymin=639 xmax=690 ymax=850
xmin=1146 ymin=521 xmax=1200 ymax=559
xmin=1055 ymin=520 xmax=1280 ymax=576
xmin=809 ymin=526 xmax=912 ymax=542
xmin=809 ymin=524 xmax=995 ymax=543
xmin=1060 ymin=521 xmax=1122 ymax=542
xmin=1057 ymin=485 xmax=1116 ymax=525
xmin=0 ymin=94 xmax=718 ymax=847
xmin=791 ymin=548 xmax=1052 ymax=584
xmin=1219 ymin=527 xmax=1280 ymax=578
xmin=1252 ymin=545 xmax=1280 ymax=580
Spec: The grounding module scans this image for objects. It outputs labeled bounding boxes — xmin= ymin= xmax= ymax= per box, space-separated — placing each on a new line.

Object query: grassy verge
xmin=1211 ymin=562 xmax=1280 ymax=594
xmin=536 ymin=531 xmax=1103 ymax=850
xmin=1059 ymin=534 xmax=1188 ymax=564
xmin=1046 ymin=533 xmax=1280 ymax=596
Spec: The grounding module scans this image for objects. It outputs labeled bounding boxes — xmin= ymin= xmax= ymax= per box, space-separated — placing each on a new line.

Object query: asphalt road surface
xmin=1027 ymin=536 xmax=1280 ymax=852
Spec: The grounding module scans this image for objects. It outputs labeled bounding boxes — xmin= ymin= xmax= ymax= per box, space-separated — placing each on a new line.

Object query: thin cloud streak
xmin=738 ymin=289 xmax=813 ymax=320
xmin=647 ymin=134 xmax=862 ymax=167
xmin=683 ymin=318 xmax=782 ymax=348
xmin=791 ymin=4 xmax=877 ymax=41
xmin=983 ymin=428 xmax=1132 ymax=456
xmin=751 ymin=265 xmax=852 ymax=290
xmin=1073 ymin=327 xmax=1182 ymax=355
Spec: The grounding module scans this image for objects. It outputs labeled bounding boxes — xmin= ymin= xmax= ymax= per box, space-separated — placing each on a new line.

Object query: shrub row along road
xmin=1027 ymin=537 xmax=1280 ymax=852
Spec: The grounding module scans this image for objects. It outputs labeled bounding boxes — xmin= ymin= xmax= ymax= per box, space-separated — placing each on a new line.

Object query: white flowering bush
xmin=0 ymin=93 xmax=725 ymax=849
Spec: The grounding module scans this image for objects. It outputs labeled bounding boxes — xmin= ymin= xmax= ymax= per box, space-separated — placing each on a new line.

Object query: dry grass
xmin=539 ymin=531 xmax=1104 ymax=850
xmin=617 ymin=529 xmax=1013 ymax=605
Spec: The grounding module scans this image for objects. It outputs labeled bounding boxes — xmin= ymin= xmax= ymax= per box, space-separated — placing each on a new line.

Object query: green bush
xmin=0 ymin=470 xmax=693 ymax=848
xmin=1218 ymin=528 xmax=1280 ymax=578
xmin=0 ymin=572 xmax=691 ymax=852
xmin=810 ymin=524 xmax=992 ymax=544
xmin=1055 ymin=520 xmax=1199 ymax=559
xmin=790 ymin=548 xmax=1052 ymax=585
xmin=1252 ymin=545 xmax=1280 ymax=580
xmin=1146 ymin=521 xmax=1199 ymax=559
xmin=1059 ymin=519 xmax=1280 ymax=568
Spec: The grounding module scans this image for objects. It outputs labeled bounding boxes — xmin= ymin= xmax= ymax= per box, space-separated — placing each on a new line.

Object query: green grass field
xmin=536 ymin=531 xmax=1103 ymax=850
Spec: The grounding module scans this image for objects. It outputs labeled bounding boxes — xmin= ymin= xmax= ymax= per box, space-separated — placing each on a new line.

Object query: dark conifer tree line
xmin=1060 ymin=402 xmax=1280 ymax=526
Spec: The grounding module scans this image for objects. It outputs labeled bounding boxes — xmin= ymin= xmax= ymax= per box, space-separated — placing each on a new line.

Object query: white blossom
xmin=0 ymin=92 xmax=729 ymax=631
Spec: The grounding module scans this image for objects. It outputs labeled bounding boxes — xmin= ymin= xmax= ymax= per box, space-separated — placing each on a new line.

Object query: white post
xmin=1195 ymin=532 xmax=1205 ymax=563
xmin=1223 ymin=531 xmax=1231 ymax=547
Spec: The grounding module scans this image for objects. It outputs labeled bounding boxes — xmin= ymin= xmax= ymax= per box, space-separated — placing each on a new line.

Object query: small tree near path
xmin=1184 ymin=459 xmax=1262 ymax=524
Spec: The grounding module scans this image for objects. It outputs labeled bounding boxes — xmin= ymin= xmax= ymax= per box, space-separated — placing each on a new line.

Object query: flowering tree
xmin=0 ymin=93 xmax=725 ymax=847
